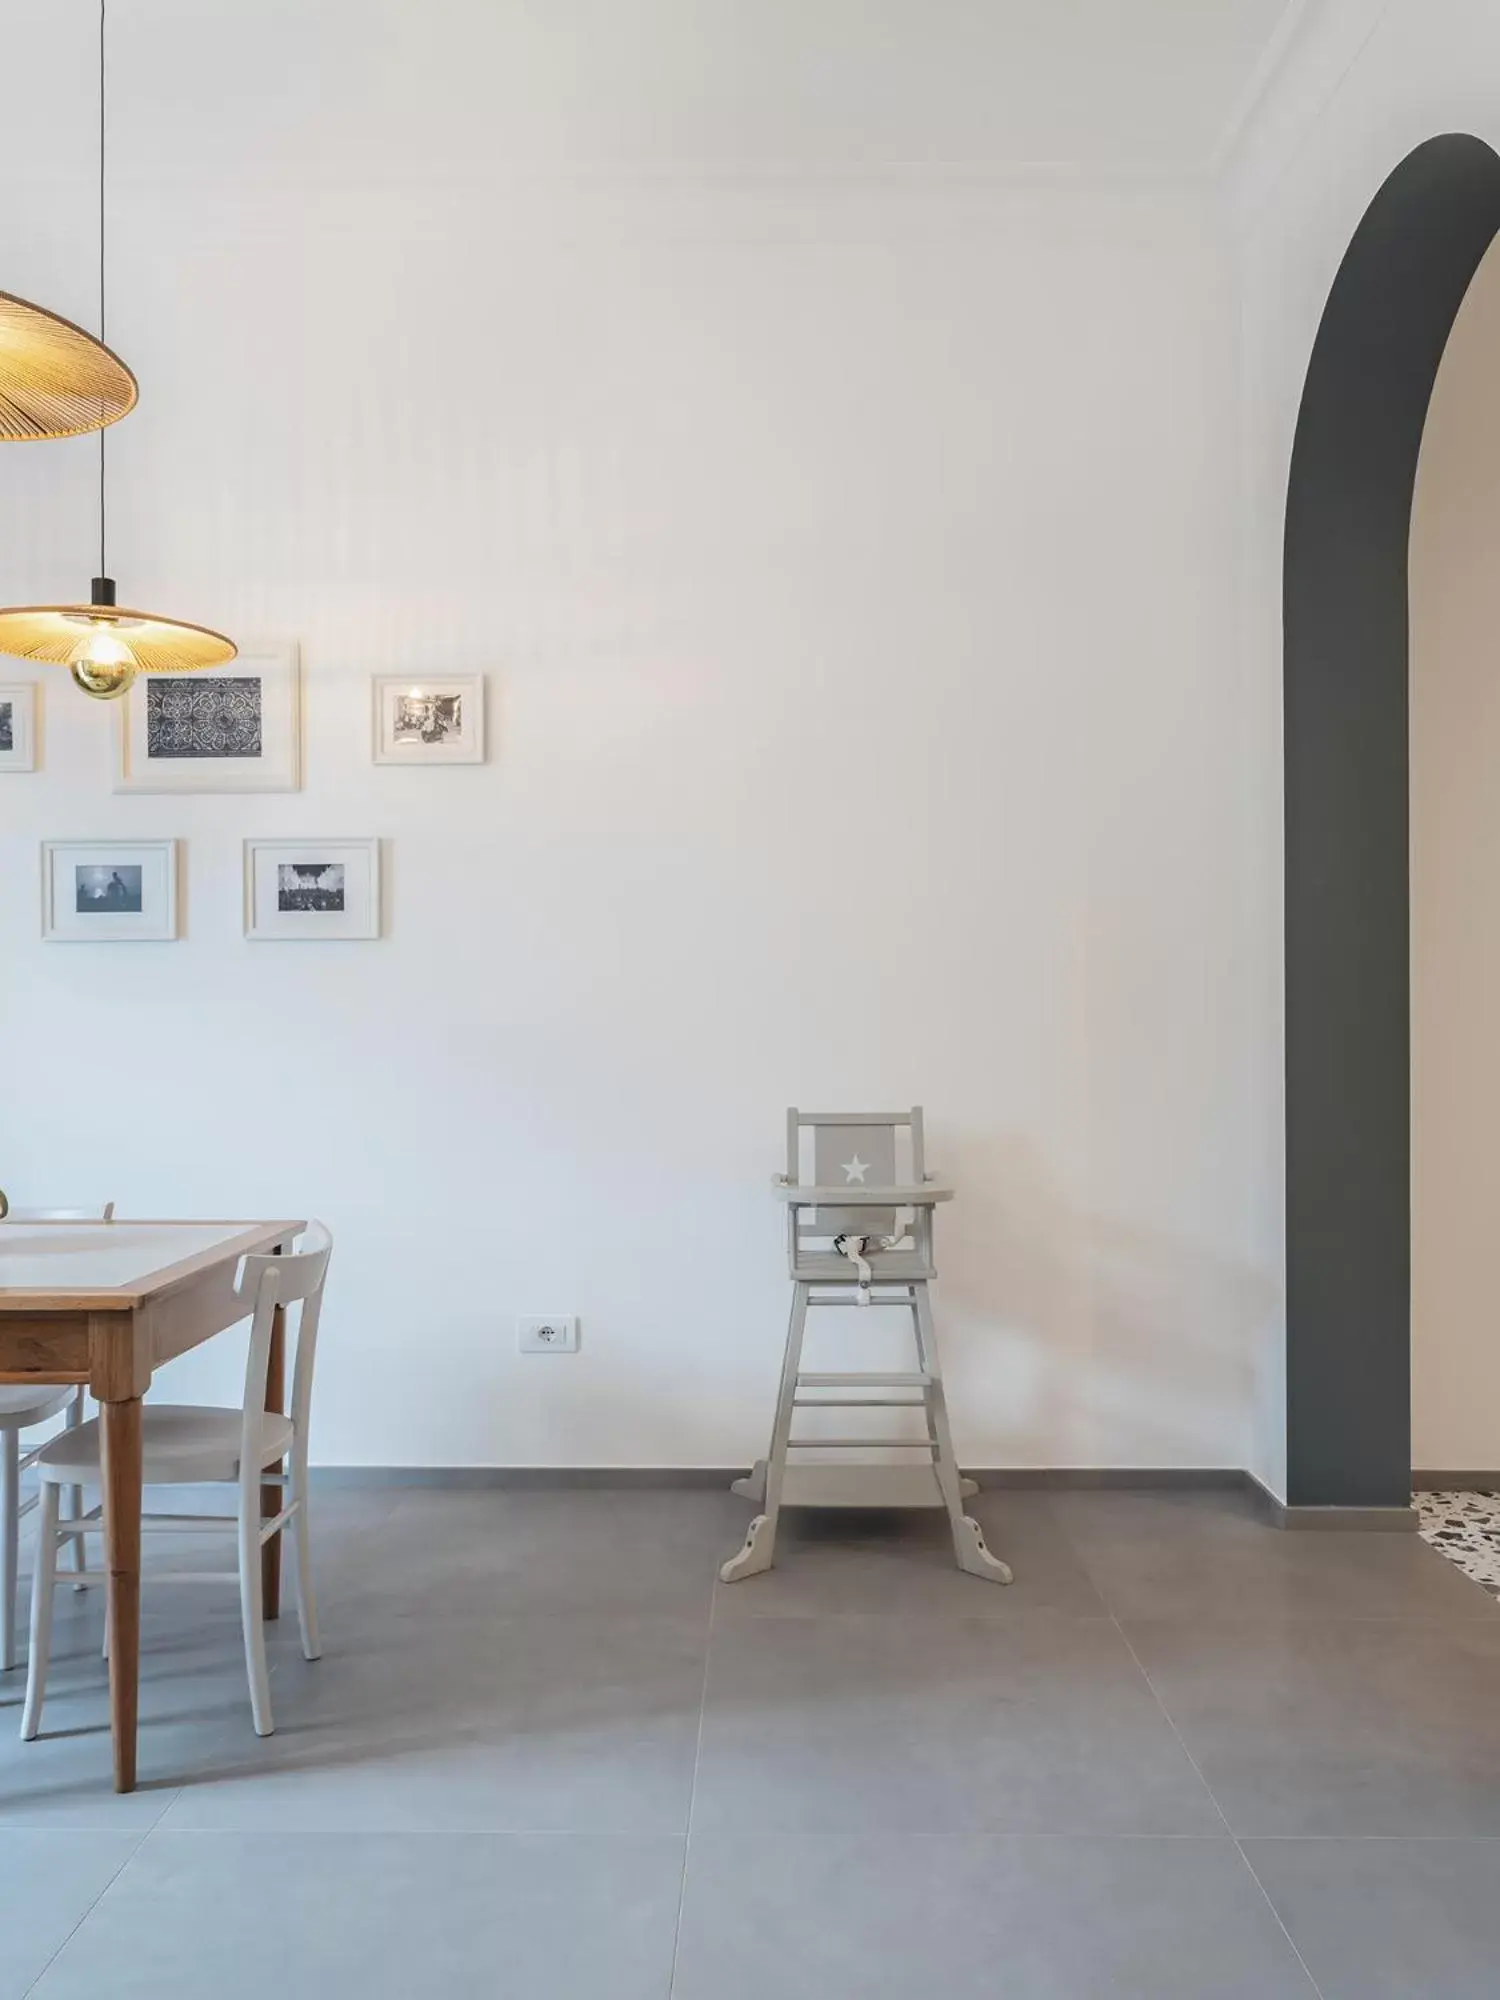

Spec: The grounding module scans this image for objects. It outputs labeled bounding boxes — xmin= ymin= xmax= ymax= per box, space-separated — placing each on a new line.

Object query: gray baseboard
xmin=309 ymin=1465 xmax=746 ymax=1491
xmin=1243 ymin=1470 xmax=1418 ymax=1531
xmin=1274 ymin=1504 xmax=1419 ymax=1532
xmin=310 ymin=1464 xmax=1243 ymax=1497
xmin=306 ymin=1463 xmax=1418 ymax=1528
xmin=967 ymin=1467 xmax=1244 ymax=1491
xmin=1412 ymin=1470 xmax=1500 ymax=1491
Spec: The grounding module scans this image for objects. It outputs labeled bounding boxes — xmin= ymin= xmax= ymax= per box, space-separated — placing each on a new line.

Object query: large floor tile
xmin=0 ymin=1831 xmax=141 ymax=1999
xmin=319 ymin=1486 xmax=736 ymax=1620
xmin=11 ymin=1487 xmax=401 ymax=1584
xmin=29 ymin=1830 xmax=683 ymax=2000
xmin=693 ymin=1612 xmax=1220 ymax=1834
xmin=1128 ymin=1617 xmax=1500 ymax=1834
xmin=1056 ymin=1489 xmax=1497 ymax=1621
xmin=1244 ymin=1837 xmax=1500 ymax=2000
xmin=14 ymin=1478 xmax=1500 ymax=2000
xmin=0 ymin=1590 xmax=317 ymax=1825
xmin=713 ymin=1491 xmax=1108 ymax=1620
xmin=155 ymin=1608 xmax=708 ymax=1832
xmin=672 ymin=1830 xmax=1316 ymax=1999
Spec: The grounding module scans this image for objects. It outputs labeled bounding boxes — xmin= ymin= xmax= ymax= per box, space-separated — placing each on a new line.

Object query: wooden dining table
xmin=0 ymin=1217 xmax=302 ymax=1791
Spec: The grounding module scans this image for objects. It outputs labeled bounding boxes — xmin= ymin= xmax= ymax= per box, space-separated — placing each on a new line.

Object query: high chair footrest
xmin=732 ymin=1458 xmax=979 ymax=1506
xmin=778 ymin=1465 xmax=950 ymax=1508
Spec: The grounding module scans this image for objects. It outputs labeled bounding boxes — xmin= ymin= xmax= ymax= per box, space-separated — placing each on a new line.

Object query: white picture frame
xmin=0 ymin=683 xmax=38 ymax=772
xmin=372 ymin=674 xmax=485 ymax=765
xmin=114 ymin=643 xmax=302 ymax=793
xmin=42 ymin=840 xmax=179 ymax=943
xmin=244 ymin=837 xmax=381 ymax=941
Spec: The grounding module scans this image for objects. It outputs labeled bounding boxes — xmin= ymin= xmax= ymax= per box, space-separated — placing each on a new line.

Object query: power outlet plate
xmin=518 ymin=1314 xmax=580 ymax=1354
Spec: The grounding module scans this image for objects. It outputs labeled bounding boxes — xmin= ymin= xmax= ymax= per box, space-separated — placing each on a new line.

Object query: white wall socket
xmin=518 ymin=1314 xmax=579 ymax=1354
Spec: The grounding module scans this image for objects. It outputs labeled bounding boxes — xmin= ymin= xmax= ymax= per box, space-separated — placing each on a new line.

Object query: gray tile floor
xmin=3 ymin=1484 xmax=1500 ymax=1996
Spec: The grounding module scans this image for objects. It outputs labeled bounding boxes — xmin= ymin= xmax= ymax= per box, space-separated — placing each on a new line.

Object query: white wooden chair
xmin=0 ymin=1204 xmax=116 ymax=1672
xmin=21 ymin=1220 xmax=331 ymax=1742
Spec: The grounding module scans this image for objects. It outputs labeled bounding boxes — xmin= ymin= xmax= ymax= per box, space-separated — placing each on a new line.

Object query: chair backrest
xmin=1 ymin=1202 xmax=116 ymax=1222
xmin=237 ymin=1222 xmax=332 ymax=1468
xmin=786 ymin=1108 xmax=925 ymax=1238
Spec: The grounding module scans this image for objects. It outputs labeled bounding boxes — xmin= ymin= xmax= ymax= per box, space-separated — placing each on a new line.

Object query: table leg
xmin=100 ymin=1396 xmax=142 ymax=1794
xmin=261 ymin=1296 xmax=285 ymax=1621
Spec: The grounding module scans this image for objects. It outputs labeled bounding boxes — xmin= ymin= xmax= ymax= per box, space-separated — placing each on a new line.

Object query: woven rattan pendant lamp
xmin=0 ymin=291 xmax=136 ymax=441
xmin=0 ymin=1 xmax=235 ymax=699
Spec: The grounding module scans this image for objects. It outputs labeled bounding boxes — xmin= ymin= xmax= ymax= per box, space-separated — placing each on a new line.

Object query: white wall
xmin=0 ymin=2 xmax=1256 ymax=1468
xmin=1230 ymin=0 xmax=1500 ymax=1494
xmin=1410 ymin=236 xmax=1500 ymax=1471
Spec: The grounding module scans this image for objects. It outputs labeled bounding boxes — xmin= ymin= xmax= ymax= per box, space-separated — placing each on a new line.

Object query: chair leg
xmin=0 ymin=1431 xmax=17 ymax=1674
xmin=912 ymin=1285 xmax=1011 ymax=1585
xmin=237 ymin=1482 xmax=274 ymax=1737
xmin=720 ymin=1282 xmax=808 ymax=1582
xmin=21 ymin=1483 xmax=60 ymax=1740
xmin=64 ymin=1391 xmax=86 ymax=1587
xmin=290 ymin=1451 xmax=320 ymax=1662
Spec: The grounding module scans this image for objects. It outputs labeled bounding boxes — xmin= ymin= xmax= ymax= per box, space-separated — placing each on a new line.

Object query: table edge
xmin=0 ymin=1219 xmax=305 ymax=1312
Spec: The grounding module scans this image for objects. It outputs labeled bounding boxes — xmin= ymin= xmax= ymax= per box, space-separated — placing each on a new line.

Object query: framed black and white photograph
xmin=41 ymin=840 xmax=179 ymax=942
xmin=244 ymin=838 xmax=380 ymax=940
xmin=372 ymin=675 xmax=484 ymax=765
xmin=0 ymin=682 xmax=38 ymax=773
xmin=114 ymin=644 xmax=301 ymax=792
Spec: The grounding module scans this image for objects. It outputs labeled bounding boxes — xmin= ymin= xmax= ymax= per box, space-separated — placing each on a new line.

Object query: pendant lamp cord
xmin=97 ymin=0 xmax=107 ymax=580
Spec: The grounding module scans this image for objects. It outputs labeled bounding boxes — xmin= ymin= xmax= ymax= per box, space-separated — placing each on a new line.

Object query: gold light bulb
xmin=68 ymin=621 xmax=137 ymax=700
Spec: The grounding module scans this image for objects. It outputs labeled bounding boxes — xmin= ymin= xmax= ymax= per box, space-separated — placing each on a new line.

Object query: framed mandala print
xmin=114 ymin=643 xmax=301 ymax=793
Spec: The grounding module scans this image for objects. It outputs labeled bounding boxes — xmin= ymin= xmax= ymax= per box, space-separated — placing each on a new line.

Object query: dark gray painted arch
xmin=1284 ymin=133 xmax=1500 ymax=1507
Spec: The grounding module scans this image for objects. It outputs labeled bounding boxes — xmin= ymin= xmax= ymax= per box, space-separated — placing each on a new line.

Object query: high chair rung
xmin=796 ymin=1371 xmax=931 ymax=1388
xmin=805 ymin=1291 xmax=920 ymax=1306
xmin=785 ymin=1436 xmax=937 ymax=1451
xmin=793 ymin=1396 xmax=926 ymax=1409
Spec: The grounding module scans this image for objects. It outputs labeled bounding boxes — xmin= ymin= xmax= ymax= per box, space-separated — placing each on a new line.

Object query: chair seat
xmin=34 ymin=1405 xmax=296 ymax=1486
xmin=0 ymin=1383 xmax=74 ymax=1430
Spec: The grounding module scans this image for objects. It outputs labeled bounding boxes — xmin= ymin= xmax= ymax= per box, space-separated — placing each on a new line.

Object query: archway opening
xmin=1284 ymin=134 xmax=1500 ymax=1508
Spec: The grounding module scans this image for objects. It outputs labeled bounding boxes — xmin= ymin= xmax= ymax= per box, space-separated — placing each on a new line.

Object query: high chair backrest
xmin=786 ymin=1108 xmax=926 ymax=1239
xmin=237 ymin=1222 xmax=332 ymax=1463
